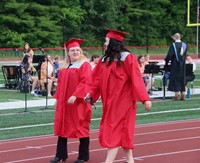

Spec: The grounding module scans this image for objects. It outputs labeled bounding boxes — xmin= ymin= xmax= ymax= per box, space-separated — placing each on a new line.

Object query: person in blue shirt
xmin=53 ymin=55 xmax=60 ymax=78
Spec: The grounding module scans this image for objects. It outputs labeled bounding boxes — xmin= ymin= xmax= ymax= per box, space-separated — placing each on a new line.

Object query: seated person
xmin=20 ymin=54 xmax=39 ymax=94
xmin=162 ymin=71 xmax=170 ymax=87
xmin=137 ymin=55 xmax=151 ymax=93
xmin=90 ymin=54 xmax=100 ymax=70
xmin=53 ymin=55 xmax=60 ymax=78
xmin=144 ymin=54 xmax=150 ymax=65
xmin=144 ymin=54 xmax=157 ymax=90
xmin=162 ymin=61 xmax=171 ymax=88
xmin=40 ymin=55 xmax=56 ymax=97
xmin=185 ymin=55 xmax=196 ymax=85
xmin=23 ymin=42 xmax=34 ymax=62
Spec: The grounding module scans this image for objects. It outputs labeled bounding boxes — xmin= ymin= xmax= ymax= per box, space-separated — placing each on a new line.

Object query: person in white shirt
xmin=185 ymin=55 xmax=196 ymax=85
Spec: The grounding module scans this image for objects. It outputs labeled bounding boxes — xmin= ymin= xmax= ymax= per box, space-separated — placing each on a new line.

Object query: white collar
xmin=175 ymin=40 xmax=181 ymax=42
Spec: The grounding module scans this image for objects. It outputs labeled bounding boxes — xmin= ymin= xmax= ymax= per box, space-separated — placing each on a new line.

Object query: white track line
xmin=0 ymin=130 xmax=99 ymax=145
xmin=4 ymin=146 xmax=200 ymax=163
xmin=135 ymin=136 xmax=200 ymax=146
xmin=0 ymin=129 xmax=100 ymax=144
xmin=2 ymin=119 xmax=200 ymax=163
xmin=136 ymin=118 xmax=200 ymax=128
xmin=1 ymin=126 xmax=200 ymax=154
xmin=112 ymin=148 xmax=200 ymax=162
xmin=3 ymin=148 xmax=106 ymax=163
xmin=1 ymin=119 xmax=200 ymax=144
xmin=135 ymin=126 xmax=200 ymax=136
xmin=137 ymin=107 xmax=200 ymax=115
xmin=0 ymin=123 xmax=54 ymax=131
xmin=1 ymin=135 xmax=200 ymax=154
xmin=0 ymin=138 xmax=98 ymax=154
xmin=1 ymin=111 xmax=200 ymax=131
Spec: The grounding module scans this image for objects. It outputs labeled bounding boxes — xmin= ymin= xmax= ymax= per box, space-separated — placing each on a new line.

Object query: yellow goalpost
xmin=187 ymin=0 xmax=200 ymax=58
xmin=187 ymin=0 xmax=200 ymax=26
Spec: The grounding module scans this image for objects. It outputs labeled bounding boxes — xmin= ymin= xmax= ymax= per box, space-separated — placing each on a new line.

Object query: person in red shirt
xmin=50 ymin=38 xmax=92 ymax=163
xmin=85 ymin=29 xmax=152 ymax=163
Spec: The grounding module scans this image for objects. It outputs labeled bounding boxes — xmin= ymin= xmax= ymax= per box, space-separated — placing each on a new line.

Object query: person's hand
xmin=144 ymin=100 xmax=151 ymax=111
xmin=84 ymin=93 xmax=92 ymax=103
xmin=67 ymin=96 xmax=76 ymax=104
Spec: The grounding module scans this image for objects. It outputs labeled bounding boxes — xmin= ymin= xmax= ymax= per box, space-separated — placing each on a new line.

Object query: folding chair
xmin=2 ymin=65 xmax=20 ymax=89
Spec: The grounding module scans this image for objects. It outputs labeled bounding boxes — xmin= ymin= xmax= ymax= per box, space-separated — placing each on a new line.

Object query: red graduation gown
xmin=87 ymin=52 xmax=150 ymax=149
xmin=53 ymin=61 xmax=92 ymax=138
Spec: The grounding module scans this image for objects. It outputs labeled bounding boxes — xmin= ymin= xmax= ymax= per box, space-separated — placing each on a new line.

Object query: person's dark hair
xmin=54 ymin=55 xmax=60 ymax=60
xmin=23 ymin=42 xmax=31 ymax=53
xmin=21 ymin=54 xmax=30 ymax=70
xmin=102 ymin=38 xmax=130 ymax=66
xmin=42 ymin=55 xmax=48 ymax=62
xmin=137 ymin=55 xmax=144 ymax=64
xmin=90 ymin=54 xmax=100 ymax=62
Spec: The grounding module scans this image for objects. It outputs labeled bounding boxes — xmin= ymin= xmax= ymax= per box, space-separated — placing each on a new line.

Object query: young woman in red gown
xmin=50 ymin=38 xmax=92 ymax=163
xmin=85 ymin=29 xmax=152 ymax=163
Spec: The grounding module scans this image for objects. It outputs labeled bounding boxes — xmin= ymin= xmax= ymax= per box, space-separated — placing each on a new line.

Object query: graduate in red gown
xmin=50 ymin=38 xmax=92 ymax=163
xmin=85 ymin=29 xmax=152 ymax=163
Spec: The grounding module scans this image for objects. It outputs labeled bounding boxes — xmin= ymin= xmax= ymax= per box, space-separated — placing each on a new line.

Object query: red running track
xmin=0 ymin=119 xmax=200 ymax=163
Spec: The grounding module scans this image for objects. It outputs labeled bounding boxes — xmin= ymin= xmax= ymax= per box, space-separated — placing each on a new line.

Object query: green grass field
xmin=0 ymin=97 xmax=200 ymax=140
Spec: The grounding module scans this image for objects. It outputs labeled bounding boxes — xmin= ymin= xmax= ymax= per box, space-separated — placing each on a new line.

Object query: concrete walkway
xmin=0 ymin=98 xmax=56 ymax=110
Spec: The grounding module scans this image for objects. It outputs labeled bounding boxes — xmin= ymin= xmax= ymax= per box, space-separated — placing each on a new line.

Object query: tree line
xmin=0 ymin=0 xmax=199 ymax=48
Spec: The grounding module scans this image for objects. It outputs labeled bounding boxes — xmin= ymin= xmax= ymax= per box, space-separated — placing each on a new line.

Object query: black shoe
xmin=49 ymin=157 xmax=66 ymax=163
xmin=74 ymin=159 xmax=88 ymax=163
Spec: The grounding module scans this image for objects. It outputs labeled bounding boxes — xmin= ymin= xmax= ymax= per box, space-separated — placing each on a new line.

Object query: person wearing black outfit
xmin=20 ymin=54 xmax=38 ymax=94
xmin=165 ymin=33 xmax=187 ymax=100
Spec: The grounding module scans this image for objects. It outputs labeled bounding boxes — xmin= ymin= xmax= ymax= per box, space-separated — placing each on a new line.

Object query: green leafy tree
xmin=0 ymin=0 xmax=85 ymax=48
xmin=0 ymin=0 xmax=198 ymax=48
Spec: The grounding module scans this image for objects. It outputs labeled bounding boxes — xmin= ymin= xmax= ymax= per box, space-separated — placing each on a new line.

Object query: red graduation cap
xmin=63 ymin=38 xmax=84 ymax=49
xmin=105 ymin=28 xmax=130 ymax=42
